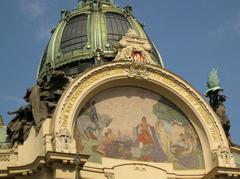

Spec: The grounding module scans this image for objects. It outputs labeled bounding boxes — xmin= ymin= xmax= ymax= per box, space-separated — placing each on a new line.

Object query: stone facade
xmin=1 ymin=1 xmax=240 ymax=179
xmin=1 ymin=32 xmax=240 ymax=178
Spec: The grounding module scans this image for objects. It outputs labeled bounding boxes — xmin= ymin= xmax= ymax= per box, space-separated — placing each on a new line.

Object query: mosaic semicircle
xmin=74 ymin=87 xmax=205 ymax=169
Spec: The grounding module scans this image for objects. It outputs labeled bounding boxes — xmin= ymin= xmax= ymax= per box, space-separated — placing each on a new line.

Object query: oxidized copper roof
xmin=37 ymin=0 xmax=164 ymax=79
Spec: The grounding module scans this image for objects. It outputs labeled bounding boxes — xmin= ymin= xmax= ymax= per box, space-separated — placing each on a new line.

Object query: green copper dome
xmin=37 ymin=0 xmax=164 ymax=78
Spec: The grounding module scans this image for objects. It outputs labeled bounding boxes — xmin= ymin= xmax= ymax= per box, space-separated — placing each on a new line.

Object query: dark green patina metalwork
xmin=205 ymin=68 xmax=231 ymax=142
xmin=4 ymin=0 xmax=164 ymax=146
xmin=205 ymin=68 xmax=222 ymax=96
xmin=37 ymin=0 xmax=164 ymax=79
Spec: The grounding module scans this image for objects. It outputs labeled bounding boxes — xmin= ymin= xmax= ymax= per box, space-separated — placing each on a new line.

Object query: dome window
xmin=105 ymin=12 xmax=131 ymax=43
xmin=39 ymin=42 xmax=49 ymax=71
xmin=61 ymin=15 xmax=88 ymax=53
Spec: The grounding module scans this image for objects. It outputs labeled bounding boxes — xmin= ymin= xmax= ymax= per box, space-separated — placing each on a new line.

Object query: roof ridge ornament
xmin=78 ymin=0 xmax=114 ymax=5
xmin=77 ymin=0 xmax=115 ymax=11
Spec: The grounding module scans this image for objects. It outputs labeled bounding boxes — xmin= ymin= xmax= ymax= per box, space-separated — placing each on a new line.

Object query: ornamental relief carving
xmin=125 ymin=62 xmax=149 ymax=79
xmin=115 ymin=29 xmax=158 ymax=66
xmin=0 ymin=154 xmax=10 ymax=162
xmin=53 ymin=61 xmax=229 ymax=156
xmin=104 ymin=172 xmax=115 ymax=179
xmin=55 ymin=128 xmax=75 ymax=152
xmin=212 ymin=146 xmax=236 ymax=168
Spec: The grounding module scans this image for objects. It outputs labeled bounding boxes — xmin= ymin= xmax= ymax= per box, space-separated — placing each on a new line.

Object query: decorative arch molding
xmin=52 ymin=61 xmax=235 ymax=170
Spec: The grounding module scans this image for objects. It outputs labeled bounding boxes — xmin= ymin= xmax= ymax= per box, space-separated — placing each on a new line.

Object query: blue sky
xmin=0 ymin=0 xmax=240 ymax=143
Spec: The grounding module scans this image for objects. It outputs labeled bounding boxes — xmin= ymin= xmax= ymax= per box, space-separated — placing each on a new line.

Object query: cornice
xmin=0 ymin=152 xmax=89 ymax=178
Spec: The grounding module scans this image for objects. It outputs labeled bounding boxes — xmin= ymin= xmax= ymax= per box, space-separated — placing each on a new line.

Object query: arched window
xmin=105 ymin=13 xmax=131 ymax=43
xmin=61 ymin=15 xmax=88 ymax=53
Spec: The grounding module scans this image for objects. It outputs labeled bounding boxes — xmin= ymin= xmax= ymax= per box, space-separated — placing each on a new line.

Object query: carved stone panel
xmin=56 ymin=128 xmax=75 ymax=152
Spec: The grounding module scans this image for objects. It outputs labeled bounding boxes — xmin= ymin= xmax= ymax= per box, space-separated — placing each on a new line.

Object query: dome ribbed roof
xmin=37 ymin=0 xmax=164 ymax=79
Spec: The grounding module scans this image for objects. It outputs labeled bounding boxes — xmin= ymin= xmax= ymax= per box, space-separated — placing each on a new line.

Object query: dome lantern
xmin=78 ymin=0 xmax=115 ymax=6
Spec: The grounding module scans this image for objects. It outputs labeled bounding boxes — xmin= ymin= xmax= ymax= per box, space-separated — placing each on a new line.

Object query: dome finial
xmin=78 ymin=0 xmax=114 ymax=5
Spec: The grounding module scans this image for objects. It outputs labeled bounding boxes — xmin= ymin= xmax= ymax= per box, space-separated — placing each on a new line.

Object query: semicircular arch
xmin=52 ymin=61 xmax=230 ymax=171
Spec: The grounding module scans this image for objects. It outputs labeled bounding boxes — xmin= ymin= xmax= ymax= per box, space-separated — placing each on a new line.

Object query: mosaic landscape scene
xmin=74 ymin=87 xmax=205 ymax=169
